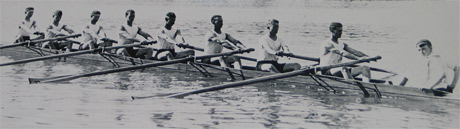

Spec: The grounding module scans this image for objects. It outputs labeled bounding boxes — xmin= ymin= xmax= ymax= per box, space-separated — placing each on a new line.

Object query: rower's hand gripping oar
xmin=157 ymin=56 xmax=381 ymax=99
xmin=0 ymin=34 xmax=82 ymax=49
xmin=28 ymin=48 xmax=255 ymax=84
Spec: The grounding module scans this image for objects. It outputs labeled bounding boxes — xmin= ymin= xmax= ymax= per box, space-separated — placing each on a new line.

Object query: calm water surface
xmin=1 ymin=0 xmax=459 ymax=128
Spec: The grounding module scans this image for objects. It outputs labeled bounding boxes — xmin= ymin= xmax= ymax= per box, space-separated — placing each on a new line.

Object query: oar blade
xmin=131 ymin=92 xmax=181 ymax=100
xmin=28 ymin=75 xmax=73 ymax=84
xmin=28 ymin=78 xmax=41 ymax=84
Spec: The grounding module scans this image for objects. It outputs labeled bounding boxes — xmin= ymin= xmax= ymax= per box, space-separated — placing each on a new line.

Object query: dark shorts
xmin=201 ymin=57 xmax=221 ymax=65
xmin=44 ymin=41 xmax=67 ymax=50
xmin=15 ymin=36 xmax=31 ymax=43
xmin=256 ymin=60 xmax=286 ymax=72
xmin=154 ymin=49 xmax=177 ymax=61
xmin=126 ymin=48 xmax=140 ymax=57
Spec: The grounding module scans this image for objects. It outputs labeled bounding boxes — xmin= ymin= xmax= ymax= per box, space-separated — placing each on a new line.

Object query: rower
xmin=14 ymin=7 xmax=44 ymax=43
xmin=80 ymin=10 xmax=110 ymax=50
xmin=155 ymin=12 xmax=195 ymax=61
xmin=256 ymin=19 xmax=300 ymax=73
xmin=116 ymin=9 xmax=155 ymax=59
xmin=319 ymin=22 xmax=372 ymax=82
xmin=202 ymin=15 xmax=246 ymax=69
xmin=416 ymin=39 xmax=458 ymax=93
xmin=42 ymin=10 xmax=76 ymax=51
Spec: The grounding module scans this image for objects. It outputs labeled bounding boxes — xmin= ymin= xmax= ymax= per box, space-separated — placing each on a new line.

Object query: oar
xmin=177 ymin=44 xmax=257 ymax=62
xmin=278 ymin=52 xmax=396 ymax=75
xmin=278 ymin=52 xmax=320 ymax=62
xmin=162 ymin=56 xmax=382 ymax=98
xmin=28 ymin=48 xmax=255 ymax=83
xmin=0 ymin=34 xmax=82 ymax=49
xmin=0 ymin=42 xmax=155 ymax=67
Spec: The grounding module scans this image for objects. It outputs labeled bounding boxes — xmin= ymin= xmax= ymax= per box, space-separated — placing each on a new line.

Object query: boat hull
xmin=0 ymin=46 xmax=455 ymax=101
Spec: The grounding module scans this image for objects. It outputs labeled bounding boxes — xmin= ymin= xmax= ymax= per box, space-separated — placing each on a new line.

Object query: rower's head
xmin=416 ymin=39 xmax=433 ymax=56
xmin=91 ymin=10 xmax=101 ymax=23
xmin=267 ymin=19 xmax=279 ymax=35
xmin=329 ymin=22 xmax=343 ymax=38
xmin=125 ymin=9 xmax=135 ymax=22
xmin=53 ymin=10 xmax=63 ymax=23
xmin=25 ymin=7 xmax=34 ymax=17
xmin=165 ymin=12 xmax=176 ymax=26
xmin=211 ymin=15 xmax=223 ymax=29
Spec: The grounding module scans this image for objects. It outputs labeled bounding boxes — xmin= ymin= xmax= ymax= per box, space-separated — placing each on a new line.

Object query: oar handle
xmin=140 ymin=40 xmax=158 ymax=45
xmin=100 ymin=38 xmax=118 ymax=43
xmin=176 ymin=43 xmax=204 ymax=51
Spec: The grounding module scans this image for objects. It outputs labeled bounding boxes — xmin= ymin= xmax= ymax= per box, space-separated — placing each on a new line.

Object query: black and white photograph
xmin=0 ymin=0 xmax=459 ymax=128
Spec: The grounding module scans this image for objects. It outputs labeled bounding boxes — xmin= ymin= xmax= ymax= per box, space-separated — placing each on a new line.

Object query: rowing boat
xmin=0 ymin=45 xmax=458 ymax=101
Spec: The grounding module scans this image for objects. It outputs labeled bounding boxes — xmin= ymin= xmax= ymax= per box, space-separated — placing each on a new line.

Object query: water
xmin=1 ymin=0 xmax=459 ymax=128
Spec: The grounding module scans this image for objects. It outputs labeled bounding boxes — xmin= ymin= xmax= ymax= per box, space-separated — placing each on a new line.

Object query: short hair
xmin=211 ymin=15 xmax=222 ymax=24
xmin=165 ymin=12 xmax=176 ymax=21
xmin=91 ymin=10 xmax=101 ymax=17
xmin=267 ymin=19 xmax=279 ymax=29
xmin=125 ymin=9 xmax=135 ymax=17
xmin=416 ymin=39 xmax=432 ymax=48
xmin=53 ymin=10 xmax=62 ymax=17
xmin=329 ymin=22 xmax=343 ymax=32
xmin=25 ymin=7 xmax=34 ymax=13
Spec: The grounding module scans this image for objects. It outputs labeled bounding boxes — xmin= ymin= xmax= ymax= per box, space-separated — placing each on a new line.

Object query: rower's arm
xmin=97 ymin=26 xmax=107 ymax=38
xmin=226 ymin=33 xmax=245 ymax=49
xmin=62 ymin=25 xmax=75 ymax=34
xmin=344 ymin=43 xmax=368 ymax=57
xmin=226 ymin=34 xmax=243 ymax=45
xmin=343 ymin=52 xmax=360 ymax=60
xmin=31 ymin=21 xmax=44 ymax=35
xmin=137 ymin=27 xmax=154 ymax=40
xmin=175 ymin=29 xmax=185 ymax=43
